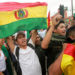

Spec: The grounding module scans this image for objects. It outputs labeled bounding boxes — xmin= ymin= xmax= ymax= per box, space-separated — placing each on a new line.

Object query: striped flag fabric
xmin=61 ymin=43 xmax=75 ymax=75
xmin=0 ymin=2 xmax=47 ymax=38
xmin=47 ymin=11 xmax=50 ymax=28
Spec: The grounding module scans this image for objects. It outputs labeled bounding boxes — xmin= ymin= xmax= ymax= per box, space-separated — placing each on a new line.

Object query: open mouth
xmin=62 ymin=32 xmax=65 ymax=33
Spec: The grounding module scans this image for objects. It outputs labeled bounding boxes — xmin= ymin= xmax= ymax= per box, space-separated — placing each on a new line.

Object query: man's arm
xmin=41 ymin=15 xmax=62 ymax=49
xmin=6 ymin=36 xmax=15 ymax=53
xmin=48 ymin=50 xmax=64 ymax=75
xmin=30 ymin=30 xmax=37 ymax=44
xmin=48 ymin=43 xmax=67 ymax=75
xmin=41 ymin=25 xmax=54 ymax=49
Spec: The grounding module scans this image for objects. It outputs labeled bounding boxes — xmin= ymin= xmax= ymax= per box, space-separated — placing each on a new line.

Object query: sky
xmin=0 ymin=0 xmax=75 ymax=16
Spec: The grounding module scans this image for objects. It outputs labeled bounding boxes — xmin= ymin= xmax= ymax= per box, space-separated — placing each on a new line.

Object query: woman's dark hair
xmin=55 ymin=20 xmax=65 ymax=29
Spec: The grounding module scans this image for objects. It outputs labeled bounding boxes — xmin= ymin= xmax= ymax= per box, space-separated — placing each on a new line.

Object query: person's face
xmin=31 ymin=30 xmax=38 ymax=36
xmin=35 ymin=35 xmax=40 ymax=45
xmin=0 ymin=39 xmax=4 ymax=47
xmin=16 ymin=34 xmax=27 ymax=47
xmin=54 ymin=23 xmax=66 ymax=36
xmin=30 ymin=30 xmax=38 ymax=40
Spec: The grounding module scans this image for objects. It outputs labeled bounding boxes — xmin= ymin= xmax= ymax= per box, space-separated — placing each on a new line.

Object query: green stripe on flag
xmin=0 ymin=18 xmax=47 ymax=38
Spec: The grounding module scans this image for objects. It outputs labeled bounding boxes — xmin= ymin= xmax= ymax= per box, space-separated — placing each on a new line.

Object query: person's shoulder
xmin=27 ymin=46 xmax=33 ymax=50
xmin=24 ymin=46 xmax=35 ymax=53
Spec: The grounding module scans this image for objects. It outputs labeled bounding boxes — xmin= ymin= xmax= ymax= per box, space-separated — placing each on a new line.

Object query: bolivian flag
xmin=0 ymin=2 xmax=47 ymax=38
xmin=61 ymin=43 xmax=75 ymax=75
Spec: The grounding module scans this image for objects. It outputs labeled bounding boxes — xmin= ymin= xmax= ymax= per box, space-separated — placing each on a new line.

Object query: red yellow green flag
xmin=47 ymin=11 xmax=50 ymax=28
xmin=61 ymin=43 xmax=75 ymax=75
xmin=0 ymin=2 xmax=47 ymax=38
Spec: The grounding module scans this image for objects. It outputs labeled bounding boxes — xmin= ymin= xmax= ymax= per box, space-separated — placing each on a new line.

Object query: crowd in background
xmin=0 ymin=14 xmax=75 ymax=75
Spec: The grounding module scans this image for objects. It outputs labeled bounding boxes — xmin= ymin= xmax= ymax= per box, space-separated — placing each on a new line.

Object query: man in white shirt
xmin=7 ymin=31 xmax=42 ymax=75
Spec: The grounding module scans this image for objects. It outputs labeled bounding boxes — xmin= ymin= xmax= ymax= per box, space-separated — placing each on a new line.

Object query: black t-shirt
xmin=42 ymin=33 xmax=65 ymax=69
xmin=45 ymin=40 xmax=63 ymax=68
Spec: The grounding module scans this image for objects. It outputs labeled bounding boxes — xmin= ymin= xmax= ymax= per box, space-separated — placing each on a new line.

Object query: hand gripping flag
xmin=0 ymin=2 xmax=47 ymax=38
xmin=61 ymin=43 xmax=75 ymax=75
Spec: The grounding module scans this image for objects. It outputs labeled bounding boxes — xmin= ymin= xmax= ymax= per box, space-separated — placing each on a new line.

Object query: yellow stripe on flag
xmin=0 ymin=6 xmax=47 ymax=25
xmin=61 ymin=54 xmax=75 ymax=75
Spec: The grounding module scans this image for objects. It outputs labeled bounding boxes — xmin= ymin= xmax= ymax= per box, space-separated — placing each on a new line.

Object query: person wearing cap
xmin=6 ymin=31 xmax=42 ymax=75
xmin=41 ymin=14 xmax=66 ymax=74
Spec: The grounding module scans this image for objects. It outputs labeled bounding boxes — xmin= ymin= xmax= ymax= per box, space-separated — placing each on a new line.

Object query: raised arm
xmin=29 ymin=30 xmax=37 ymax=44
xmin=41 ymin=25 xmax=54 ymax=49
xmin=6 ymin=36 xmax=15 ymax=53
xmin=41 ymin=14 xmax=62 ymax=49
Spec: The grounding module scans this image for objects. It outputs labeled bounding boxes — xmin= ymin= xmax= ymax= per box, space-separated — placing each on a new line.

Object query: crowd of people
xmin=0 ymin=14 xmax=75 ymax=75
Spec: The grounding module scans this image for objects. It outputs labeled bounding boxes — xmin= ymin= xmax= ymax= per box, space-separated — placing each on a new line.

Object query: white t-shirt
xmin=0 ymin=50 xmax=6 ymax=72
xmin=14 ymin=46 xmax=42 ymax=75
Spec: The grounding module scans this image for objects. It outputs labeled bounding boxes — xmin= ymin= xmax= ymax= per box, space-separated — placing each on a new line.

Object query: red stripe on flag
xmin=64 ymin=43 xmax=75 ymax=60
xmin=0 ymin=2 xmax=47 ymax=11
xmin=48 ymin=11 xmax=50 ymax=27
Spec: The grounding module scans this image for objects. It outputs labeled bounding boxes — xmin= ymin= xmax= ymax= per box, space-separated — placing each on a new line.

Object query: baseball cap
xmin=15 ymin=31 xmax=25 ymax=40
